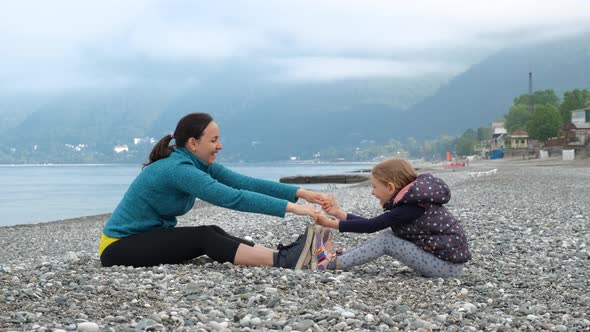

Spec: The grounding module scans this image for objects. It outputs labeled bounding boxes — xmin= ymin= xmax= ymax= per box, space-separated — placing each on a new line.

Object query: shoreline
xmin=2 ymin=157 xmax=588 ymax=229
xmin=0 ymin=200 xmax=215 ymax=230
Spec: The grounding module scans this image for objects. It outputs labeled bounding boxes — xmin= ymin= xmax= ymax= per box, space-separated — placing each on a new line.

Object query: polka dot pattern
xmin=386 ymin=174 xmax=471 ymax=264
xmin=337 ymin=229 xmax=464 ymax=278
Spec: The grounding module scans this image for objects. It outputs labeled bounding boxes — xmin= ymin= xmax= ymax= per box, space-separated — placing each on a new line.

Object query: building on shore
xmin=567 ymin=106 xmax=590 ymax=146
xmin=113 ymin=145 xmax=129 ymax=153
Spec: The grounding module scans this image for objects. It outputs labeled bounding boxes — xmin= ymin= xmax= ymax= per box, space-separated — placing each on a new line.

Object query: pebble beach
xmin=1 ymin=159 xmax=589 ymax=332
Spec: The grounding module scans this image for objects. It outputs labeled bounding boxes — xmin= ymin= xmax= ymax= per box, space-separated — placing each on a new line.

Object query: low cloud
xmin=1 ymin=0 xmax=590 ymax=92
xmin=272 ymin=57 xmax=466 ymax=82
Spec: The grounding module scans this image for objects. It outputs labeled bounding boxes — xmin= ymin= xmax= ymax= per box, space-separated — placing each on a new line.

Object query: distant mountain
xmin=148 ymin=77 xmax=440 ymax=160
xmin=1 ymin=66 xmax=443 ymax=161
xmin=2 ymin=35 xmax=590 ymax=162
xmin=404 ymin=35 xmax=590 ymax=139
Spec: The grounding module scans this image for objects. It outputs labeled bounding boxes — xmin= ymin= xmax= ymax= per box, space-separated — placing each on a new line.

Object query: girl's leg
xmin=101 ymin=226 xmax=250 ymax=267
xmin=335 ymin=229 xmax=463 ymax=278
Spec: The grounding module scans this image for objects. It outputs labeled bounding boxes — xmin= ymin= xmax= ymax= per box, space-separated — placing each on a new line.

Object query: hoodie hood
xmin=384 ymin=174 xmax=451 ymax=210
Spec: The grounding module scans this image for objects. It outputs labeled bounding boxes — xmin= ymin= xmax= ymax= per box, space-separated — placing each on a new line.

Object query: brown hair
xmin=143 ymin=113 xmax=213 ymax=168
xmin=371 ymin=159 xmax=417 ymax=191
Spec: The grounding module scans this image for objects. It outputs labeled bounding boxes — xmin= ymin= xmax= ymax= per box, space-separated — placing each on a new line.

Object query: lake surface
xmin=0 ymin=162 xmax=373 ymax=226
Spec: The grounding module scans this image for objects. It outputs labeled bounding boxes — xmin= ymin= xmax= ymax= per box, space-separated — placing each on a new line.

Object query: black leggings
xmin=100 ymin=225 xmax=255 ymax=267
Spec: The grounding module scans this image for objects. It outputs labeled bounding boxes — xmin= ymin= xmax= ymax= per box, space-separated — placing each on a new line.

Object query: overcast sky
xmin=1 ymin=0 xmax=590 ymax=93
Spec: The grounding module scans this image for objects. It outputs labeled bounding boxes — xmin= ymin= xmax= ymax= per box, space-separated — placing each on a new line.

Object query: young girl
xmin=313 ymin=159 xmax=471 ymax=277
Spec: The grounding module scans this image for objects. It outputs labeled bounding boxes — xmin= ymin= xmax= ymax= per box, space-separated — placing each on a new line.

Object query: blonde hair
xmin=371 ymin=159 xmax=417 ymax=191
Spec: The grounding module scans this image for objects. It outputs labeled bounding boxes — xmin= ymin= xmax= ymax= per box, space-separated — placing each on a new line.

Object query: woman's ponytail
xmin=143 ymin=134 xmax=174 ymax=168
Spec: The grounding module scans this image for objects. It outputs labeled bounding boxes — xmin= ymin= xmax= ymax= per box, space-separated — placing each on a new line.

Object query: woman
xmin=99 ymin=113 xmax=332 ymax=269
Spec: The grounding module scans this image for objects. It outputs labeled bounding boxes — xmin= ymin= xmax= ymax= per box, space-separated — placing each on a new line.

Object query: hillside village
xmin=478 ymin=106 xmax=590 ymax=161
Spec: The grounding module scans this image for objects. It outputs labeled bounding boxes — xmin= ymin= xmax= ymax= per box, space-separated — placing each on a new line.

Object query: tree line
xmin=451 ymin=88 xmax=590 ymax=157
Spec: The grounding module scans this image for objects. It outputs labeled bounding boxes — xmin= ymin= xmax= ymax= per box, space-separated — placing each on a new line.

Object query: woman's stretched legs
xmin=101 ymin=225 xmax=261 ymax=267
xmin=334 ymin=229 xmax=464 ymax=278
xmin=209 ymin=224 xmax=277 ymax=255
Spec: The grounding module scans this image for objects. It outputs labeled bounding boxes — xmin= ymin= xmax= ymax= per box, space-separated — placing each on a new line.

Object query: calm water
xmin=0 ymin=162 xmax=373 ymax=226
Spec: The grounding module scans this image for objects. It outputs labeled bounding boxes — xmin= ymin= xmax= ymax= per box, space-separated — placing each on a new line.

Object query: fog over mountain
xmin=1 ymin=1 xmax=590 ymax=162
xmin=2 ymin=35 xmax=590 ymax=162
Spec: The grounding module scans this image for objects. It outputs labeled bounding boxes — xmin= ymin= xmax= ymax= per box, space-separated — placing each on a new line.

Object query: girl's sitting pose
xmin=314 ymin=159 xmax=471 ymax=277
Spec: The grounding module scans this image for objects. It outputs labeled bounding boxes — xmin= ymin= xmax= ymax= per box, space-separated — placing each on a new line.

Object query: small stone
xmin=463 ymin=303 xmax=477 ymax=313
xmin=334 ymin=321 xmax=348 ymax=330
xmin=135 ymin=319 xmax=159 ymax=331
xmin=207 ymin=321 xmax=223 ymax=331
xmin=250 ymin=317 xmax=262 ymax=327
xmin=65 ymin=251 xmax=80 ymax=263
xmin=341 ymin=311 xmax=355 ymax=318
xmin=265 ymin=287 xmax=278 ymax=295
xmin=555 ymin=325 xmax=567 ymax=332
xmin=77 ymin=322 xmax=99 ymax=332
xmin=240 ymin=314 xmax=251 ymax=326
xmin=412 ymin=319 xmax=429 ymax=329
xmin=295 ymin=319 xmax=314 ymax=330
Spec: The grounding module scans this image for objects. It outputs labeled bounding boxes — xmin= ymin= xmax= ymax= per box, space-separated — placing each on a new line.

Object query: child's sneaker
xmin=310 ymin=225 xmax=337 ymax=271
xmin=274 ymin=224 xmax=315 ymax=269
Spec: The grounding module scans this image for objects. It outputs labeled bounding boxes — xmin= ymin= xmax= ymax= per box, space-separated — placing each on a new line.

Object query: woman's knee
xmin=192 ymin=225 xmax=221 ymax=238
xmin=208 ymin=225 xmax=225 ymax=234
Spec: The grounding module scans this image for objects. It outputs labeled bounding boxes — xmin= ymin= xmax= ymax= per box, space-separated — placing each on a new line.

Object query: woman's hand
xmin=312 ymin=210 xmax=339 ymax=229
xmin=321 ymin=195 xmax=347 ymax=220
xmin=296 ymin=189 xmax=328 ymax=205
xmin=285 ymin=202 xmax=317 ymax=217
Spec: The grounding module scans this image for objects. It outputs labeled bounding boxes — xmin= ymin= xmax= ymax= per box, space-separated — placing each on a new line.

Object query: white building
xmin=114 ymin=145 xmax=129 ymax=153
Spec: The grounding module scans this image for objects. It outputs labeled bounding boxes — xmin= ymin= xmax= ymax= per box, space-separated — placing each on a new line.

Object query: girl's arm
xmin=313 ymin=212 xmax=340 ymax=229
xmin=321 ymin=195 xmax=347 ymax=220
xmin=337 ymin=205 xmax=425 ymax=233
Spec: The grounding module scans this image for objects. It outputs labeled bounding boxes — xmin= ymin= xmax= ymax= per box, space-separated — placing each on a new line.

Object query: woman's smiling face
xmin=189 ymin=121 xmax=223 ymax=164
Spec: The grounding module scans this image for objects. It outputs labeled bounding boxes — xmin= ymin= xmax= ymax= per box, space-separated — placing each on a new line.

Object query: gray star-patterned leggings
xmin=335 ymin=229 xmax=464 ymax=278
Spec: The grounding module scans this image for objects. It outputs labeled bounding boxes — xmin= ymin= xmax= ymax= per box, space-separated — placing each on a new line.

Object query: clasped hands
xmin=287 ymin=189 xmax=342 ymax=230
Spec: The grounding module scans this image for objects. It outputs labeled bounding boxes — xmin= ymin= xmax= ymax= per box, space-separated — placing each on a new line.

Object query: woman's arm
xmin=296 ymin=188 xmax=329 ymax=205
xmin=286 ymin=202 xmax=317 ymax=217
xmin=173 ymin=164 xmax=291 ymax=217
xmin=210 ymin=163 xmax=299 ymax=202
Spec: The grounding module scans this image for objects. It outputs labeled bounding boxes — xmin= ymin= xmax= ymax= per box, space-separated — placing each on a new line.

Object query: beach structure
xmin=509 ymin=130 xmax=529 ymax=148
xmin=568 ymin=106 xmax=590 ymax=146
xmin=488 ymin=122 xmax=506 ymax=159
xmin=468 ymin=168 xmax=497 ymax=178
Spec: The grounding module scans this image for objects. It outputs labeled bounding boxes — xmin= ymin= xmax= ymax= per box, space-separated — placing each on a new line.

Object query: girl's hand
xmin=296 ymin=189 xmax=328 ymax=205
xmin=321 ymin=195 xmax=347 ymax=220
xmin=313 ymin=210 xmax=340 ymax=229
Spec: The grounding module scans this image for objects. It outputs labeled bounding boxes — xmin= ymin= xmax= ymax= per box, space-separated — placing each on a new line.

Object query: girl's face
xmin=370 ymin=176 xmax=396 ymax=206
xmin=187 ymin=121 xmax=223 ymax=164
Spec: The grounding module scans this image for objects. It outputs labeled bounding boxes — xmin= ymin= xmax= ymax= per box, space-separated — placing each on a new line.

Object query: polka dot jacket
xmin=383 ymin=173 xmax=472 ymax=264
